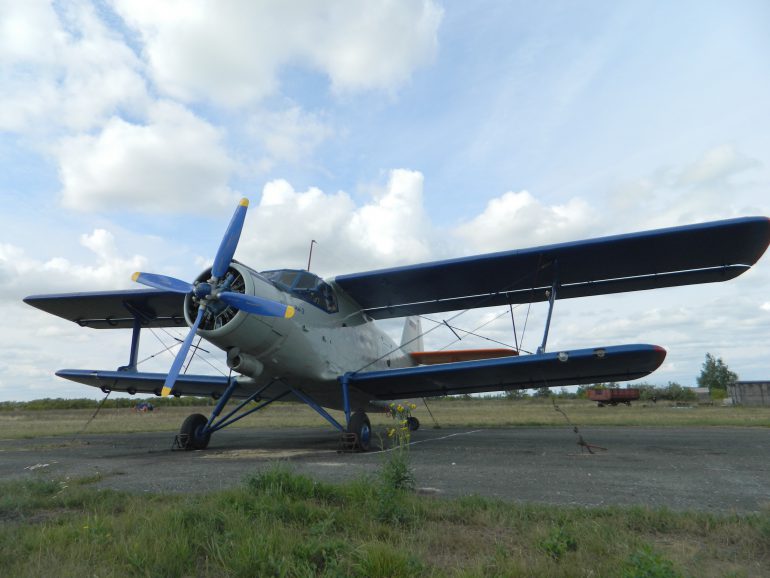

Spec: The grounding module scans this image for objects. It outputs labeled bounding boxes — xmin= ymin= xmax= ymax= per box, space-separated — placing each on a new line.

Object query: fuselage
xmin=185 ymin=263 xmax=412 ymax=410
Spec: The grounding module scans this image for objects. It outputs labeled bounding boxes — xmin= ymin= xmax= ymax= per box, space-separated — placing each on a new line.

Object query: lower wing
xmin=55 ymin=369 xmax=291 ymax=400
xmin=347 ymin=344 xmax=665 ymax=399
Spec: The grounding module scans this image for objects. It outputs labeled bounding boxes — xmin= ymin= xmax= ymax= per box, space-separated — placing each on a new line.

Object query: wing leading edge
xmin=347 ymin=344 xmax=666 ymax=399
xmin=334 ymin=216 xmax=770 ymax=319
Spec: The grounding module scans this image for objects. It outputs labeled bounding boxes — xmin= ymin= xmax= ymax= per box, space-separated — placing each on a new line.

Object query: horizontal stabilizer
xmin=348 ymin=344 xmax=665 ymax=399
xmin=335 ymin=216 xmax=770 ymax=319
xmin=410 ymin=348 xmax=518 ymax=365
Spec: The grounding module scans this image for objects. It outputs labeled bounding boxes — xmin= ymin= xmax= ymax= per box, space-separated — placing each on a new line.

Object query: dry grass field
xmin=1 ymin=397 xmax=768 ymax=440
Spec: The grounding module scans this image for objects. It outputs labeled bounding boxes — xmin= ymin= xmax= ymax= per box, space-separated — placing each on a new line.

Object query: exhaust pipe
xmin=227 ymin=348 xmax=264 ymax=378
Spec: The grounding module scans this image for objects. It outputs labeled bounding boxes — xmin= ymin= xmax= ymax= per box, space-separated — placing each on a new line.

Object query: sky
xmin=1 ymin=0 xmax=769 ymax=401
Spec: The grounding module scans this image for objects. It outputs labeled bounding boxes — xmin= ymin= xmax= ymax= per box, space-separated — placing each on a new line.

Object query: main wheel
xmin=179 ymin=413 xmax=211 ymax=450
xmin=348 ymin=411 xmax=371 ymax=451
xmin=407 ymin=416 xmax=420 ymax=431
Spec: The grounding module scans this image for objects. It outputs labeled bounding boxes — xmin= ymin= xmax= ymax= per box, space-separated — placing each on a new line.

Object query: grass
xmin=1 ymin=467 xmax=767 ymax=577
xmin=1 ymin=398 xmax=768 ymax=440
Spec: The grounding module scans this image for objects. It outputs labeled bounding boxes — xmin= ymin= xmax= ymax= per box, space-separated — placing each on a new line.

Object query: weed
xmin=354 ymin=542 xmax=425 ymax=577
xmin=622 ymin=545 xmax=682 ymax=578
xmin=380 ymin=445 xmax=415 ymax=492
xmin=245 ymin=463 xmax=341 ymax=503
xmin=539 ymin=524 xmax=578 ymax=561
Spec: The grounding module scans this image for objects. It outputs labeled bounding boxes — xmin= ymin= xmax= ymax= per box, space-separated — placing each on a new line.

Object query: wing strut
xmin=121 ymin=314 xmax=142 ymax=373
xmin=537 ymin=261 xmax=559 ymax=354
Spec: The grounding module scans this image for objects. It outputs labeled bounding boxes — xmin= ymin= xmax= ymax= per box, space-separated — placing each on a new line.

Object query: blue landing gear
xmin=178 ymin=413 xmax=211 ymax=450
xmin=348 ymin=411 xmax=371 ymax=451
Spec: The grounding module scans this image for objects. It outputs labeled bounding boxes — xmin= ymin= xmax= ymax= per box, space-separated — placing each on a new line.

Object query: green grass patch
xmin=1 ymin=467 xmax=767 ymax=577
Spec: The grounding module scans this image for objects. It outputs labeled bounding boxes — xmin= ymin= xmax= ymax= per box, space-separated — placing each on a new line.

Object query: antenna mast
xmin=306 ymin=240 xmax=317 ymax=271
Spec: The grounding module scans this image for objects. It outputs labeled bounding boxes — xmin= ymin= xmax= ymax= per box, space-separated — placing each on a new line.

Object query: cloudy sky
xmin=2 ymin=1 xmax=769 ymax=401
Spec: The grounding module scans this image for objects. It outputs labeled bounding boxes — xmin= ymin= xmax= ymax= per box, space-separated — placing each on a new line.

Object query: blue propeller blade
xmin=132 ymin=272 xmax=193 ymax=294
xmin=219 ymin=291 xmax=295 ymax=318
xmin=211 ymin=198 xmax=249 ymax=280
xmin=161 ymin=306 xmax=206 ymax=397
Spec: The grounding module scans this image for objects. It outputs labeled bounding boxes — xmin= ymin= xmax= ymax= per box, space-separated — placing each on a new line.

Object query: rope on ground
xmin=72 ymin=390 xmax=112 ymax=442
xmin=551 ymin=398 xmax=606 ymax=454
xmin=422 ymin=397 xmax=441 ymax=429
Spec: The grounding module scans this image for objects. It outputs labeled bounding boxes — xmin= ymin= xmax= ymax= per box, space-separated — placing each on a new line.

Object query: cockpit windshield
xmin=260 ymin=269 xmax=338 ymax=313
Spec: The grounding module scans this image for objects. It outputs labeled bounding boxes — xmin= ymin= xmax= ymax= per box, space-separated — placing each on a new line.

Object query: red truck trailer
xmin=587 ymin=388 xmax=640 ymax=407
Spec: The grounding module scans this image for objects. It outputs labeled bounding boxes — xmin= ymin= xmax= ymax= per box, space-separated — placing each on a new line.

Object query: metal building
xmin=728 ymin=381 xmax=770 ymax=406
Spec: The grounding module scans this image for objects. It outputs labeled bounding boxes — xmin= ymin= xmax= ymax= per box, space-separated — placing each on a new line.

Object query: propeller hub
xmin=194 ymin=282 xmax=213 ymax=299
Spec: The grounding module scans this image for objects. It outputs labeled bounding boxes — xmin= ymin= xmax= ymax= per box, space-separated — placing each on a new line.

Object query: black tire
xmin=407 ymin=416 xmax=420 ymax=431
xmin=180 ymin=413 xmax=211 ymax=450
xmin=348 ymin=411 xmax=371 ymax=451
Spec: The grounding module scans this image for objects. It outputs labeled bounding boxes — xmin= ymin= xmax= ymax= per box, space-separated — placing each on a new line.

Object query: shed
xmin=728 ymin=381 xmax=770 ymax=406
xmin=692 ymin=387 xmax=710 ymax=403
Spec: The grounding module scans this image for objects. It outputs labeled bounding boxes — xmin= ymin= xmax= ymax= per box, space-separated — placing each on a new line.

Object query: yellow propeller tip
xmin=161 ymin=386 xmax=172 ymax=397
xmin=285 ymin=306 xmax=296 ymax=319
xmin=239 ymin=198 xmax=249 ymax=207
xmin=131 ymin=272 xmax=140 ymax=282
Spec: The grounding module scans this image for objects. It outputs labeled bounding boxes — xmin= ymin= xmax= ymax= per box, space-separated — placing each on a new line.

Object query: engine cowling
xmin=184 ymin=263 xmax=293 ymax=355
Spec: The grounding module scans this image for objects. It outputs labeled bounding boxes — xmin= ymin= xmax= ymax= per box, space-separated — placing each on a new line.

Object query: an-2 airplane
xmin=25 ymin=200 xmax=770 ymax=450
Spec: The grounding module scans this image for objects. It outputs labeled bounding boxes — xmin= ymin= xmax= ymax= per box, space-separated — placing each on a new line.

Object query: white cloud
xmin=57 ymin=101 xmax=238 ymax=213
xmin=1 ymin=1 xmax=443 ymax=221
xmin=0 ymin=0 xmax=149 ymax=133
xmin=236 ymin=169 xmax=433 ymax=275
xmin=247 ymin=106 xmax=334 ymax=168
xmin=110 ymin=0 xmax=443 ymax=106
xmin=0 ymin=229 xmax=146 ymax=298
xmin=454 ymin=190 xmax=598 ymax=253
xmin=607 ymin=145 xmax=766 ymax=230
xmin=305 ymin=1 xmax=443 ymax=94
xmin=677 ymin=144 xmax=760 ymax=187
xmin=346 ymin=169 xmax=432 ymax=264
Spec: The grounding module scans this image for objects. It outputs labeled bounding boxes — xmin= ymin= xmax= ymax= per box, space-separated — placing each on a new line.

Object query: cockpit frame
xmin=260 ymin=269 xmax=338 ymax=313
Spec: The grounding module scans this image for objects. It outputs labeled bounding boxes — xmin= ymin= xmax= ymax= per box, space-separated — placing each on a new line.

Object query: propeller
xmin=132 ymin=198 xmax=295 ymax=396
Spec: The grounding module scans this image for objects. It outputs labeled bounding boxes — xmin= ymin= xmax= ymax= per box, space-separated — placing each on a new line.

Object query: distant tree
xmin=505 ymin=389 xmax=527 ymax=400
xmin=533 ymin=386 xmax=552 ymax=399
xmin=661 ymin=381 xmax=696 ymax=402
xmin=635 ymin=384 xmax=658 ymax=401
xmin=696 ymin=353 xmax=738 ymax=394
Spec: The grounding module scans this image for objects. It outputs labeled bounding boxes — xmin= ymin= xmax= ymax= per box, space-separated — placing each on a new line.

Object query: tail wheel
xmin=407 ymin=416 xmax=420 ymax=431
xmin=180 ymin=413 xmax=211 ymax=450
xmin=348 ymin=411 xmax=371 ymax=451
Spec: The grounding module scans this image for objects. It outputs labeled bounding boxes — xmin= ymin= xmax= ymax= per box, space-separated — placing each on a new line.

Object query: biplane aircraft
xmin=24 ymin=200 xmax=770 ymax=450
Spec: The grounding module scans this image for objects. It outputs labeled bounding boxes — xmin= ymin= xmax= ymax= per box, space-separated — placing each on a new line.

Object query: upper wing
xmin=334 ymin=217 xmax=770 ymax=319
xmin=347 ymin=344 xmax=665 ymax=399
xmin=23 ymin=289 xmax=186 ymax=329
